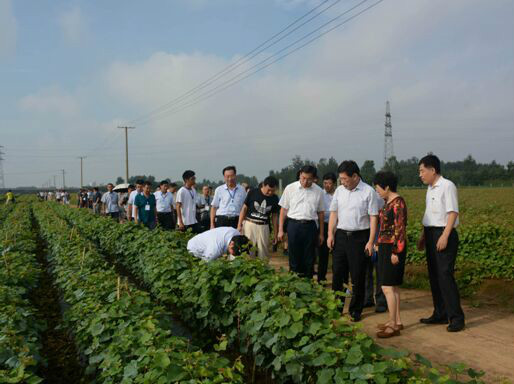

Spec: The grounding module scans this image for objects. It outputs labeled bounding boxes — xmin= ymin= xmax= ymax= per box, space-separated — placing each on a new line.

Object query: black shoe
xmin=420 ymin=316 xmax=448 ymax=325
xmin=363 ymin=301 xmax=375 ymax=308
xmin=375 ymin=306 xmax=387 ymax=313
xmin=283 ymin=249 xmax=288 ymax=256
xmin=351 ymin=313 xmax=362 ymax=322
xmin=447 ymin=322 xmax=465 ymax=332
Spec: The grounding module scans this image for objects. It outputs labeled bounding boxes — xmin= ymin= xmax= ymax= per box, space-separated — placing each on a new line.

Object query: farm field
xmin=1 ymin=189 xmax=512 ymax=383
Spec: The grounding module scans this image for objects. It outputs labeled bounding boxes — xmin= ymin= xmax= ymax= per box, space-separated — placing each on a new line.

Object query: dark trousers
xmin=332 ymin=229 xmax=370 ymax=316
xmin=425 ymin=227 xmax=465 ymax=324
xmin=287 ymin=219 xmax=317 ymax=279
xmin=365 ymin=260 xmax=387 ymax=308
xmin=317 ymin=222 xmax=330 ymax=282
xmin=215 ymin=215 xmax=239 ymax=229
xmin=108 ymin=212 xmax=120 ymax=221
xmin=184 ymin=223 xmax=200 ymax=234
xmin=157 ymin=212 xmax=174 ymax=230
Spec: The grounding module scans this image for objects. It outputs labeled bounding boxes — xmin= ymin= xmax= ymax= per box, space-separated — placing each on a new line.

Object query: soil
xmin=30 ymin=215 xmax=87 ymax=383
xmin=270 ymin=252 xmax=514 ymax=384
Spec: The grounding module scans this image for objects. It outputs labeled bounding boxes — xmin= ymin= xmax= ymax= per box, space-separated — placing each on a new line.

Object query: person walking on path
xmin=211 ymin=166 xmax=247 ymax=229
xmin=101 ymin=183 xmax=120 ymax=221
xmin=127 ymin=179 xmax=144 ymax=222
xmin=92 ymin=187 xmax=102 ymax=214
xmin=237 ymin=176 xmax=279 ymax=260
xmin=327 ymin=160 xmax=379 ymax=322
xmin=154 ymin=180 xmax=174 ymax=230
xmin=135 ymin=181 xmax=157 ymax=230
xmin=176 ymin=170 xmax=199 ymax=233
xmin=417 ymin=155 xmax=465 ymax=332
xmin=316 ymin=172 xmax=336 ymax=283
xmin=372 ymin=171 xmax=407 ymax=338
xmin=278 ymin=165 xmax=324 ymax=279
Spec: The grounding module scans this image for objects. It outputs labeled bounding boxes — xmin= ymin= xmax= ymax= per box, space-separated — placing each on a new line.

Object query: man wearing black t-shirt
xmin=237 ymin=176 xmax=279 ymax=259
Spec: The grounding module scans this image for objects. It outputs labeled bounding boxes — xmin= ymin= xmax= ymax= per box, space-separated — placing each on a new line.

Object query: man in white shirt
xmin=417 ymin=155 xmax=464 ymax=332
xmin=176 ymin=170 xmax=199 ymax=233
xmin=154 ymin=180 xmax=174 ymax=230
xmin=197 ymin=185 xmax=213 ymax=232
xmin=127 ymin=179 xmax=144 ymax=222
xmin=327 ymin=161 xmax=379 ymax=321
xmin=187 ymin=227 xmax=249 ymax=262
xmin=101 ymin=183 xmax=120 ymax=221
xmin=211 ymin=166 xmax=247 ymax=229
xmin=278 ymin=165 xmax=324 ymax=279
xmin=316 ymin=172 xmax=336 ymax=283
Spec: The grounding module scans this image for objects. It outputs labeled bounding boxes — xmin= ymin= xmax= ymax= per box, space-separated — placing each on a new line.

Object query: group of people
xmin=37 ymin=189 xmax=70 ymax=204
xmin=75 ymin=154 xmax=466 ymax=337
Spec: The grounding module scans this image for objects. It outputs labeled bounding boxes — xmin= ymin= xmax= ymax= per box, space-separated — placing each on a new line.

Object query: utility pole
xmin=0 ymin=145 xmax=5 ymax=189
xmin=383 ymin=101 xmax=394 ymax=167
xmin=61 ymin=169 xmax=66 ymax=189
xmin=118 ymin=126 xmax=135 ymax=183
xmin=77 ymin=156 xmax=86 ymax=187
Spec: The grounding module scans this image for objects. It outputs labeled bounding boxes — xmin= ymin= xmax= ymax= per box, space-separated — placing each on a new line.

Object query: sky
xmin=1 ymin=0 xmax=513 ymax=188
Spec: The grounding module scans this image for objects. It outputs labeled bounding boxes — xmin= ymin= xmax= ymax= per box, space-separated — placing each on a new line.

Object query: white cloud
xmin=0 ymin=0 xmax=16 ymax=57
xmin=19 ymin=86 xmax=80 ymax=117
xmin=58 ymin=5 xmax=86 ymax=44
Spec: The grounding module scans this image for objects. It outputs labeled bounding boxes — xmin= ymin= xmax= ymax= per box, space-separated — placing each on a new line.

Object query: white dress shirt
xmin=212 ymin=184 xmax=247 ymax=217
xmin=422 ymin=176 xmax=459 ymax=227
xmin=154 ymin=190 xmax=174 ymax=213
xmin=176 ymin=186 xmax=198 ymax=225
xmin=323 ymin=191 xmax=334 ymax=223
xmin=187 ymin=227 xmax=240 ymax=261
xmin=101 ymin=191 xmax=120 ymax=213
xmin=279 ymin=181 xmax=324 ymax=221
xmin=128 ymin=190 xmax=142 ymax=218
xmin=329 ymin=179 xmax=379 ymax=231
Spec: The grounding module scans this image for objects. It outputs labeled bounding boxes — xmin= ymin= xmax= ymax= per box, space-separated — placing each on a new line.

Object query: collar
xmin=349 ymin=179 xmax=364 ymax=192
xmin=429 ymin=175 xmax=444 ymax=189
xmin=224 ymin=184 xmax=238 ymax=191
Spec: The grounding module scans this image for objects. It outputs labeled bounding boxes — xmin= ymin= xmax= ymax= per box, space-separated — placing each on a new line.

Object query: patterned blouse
xmin=378 ymin=196 xmax=407 ymax=254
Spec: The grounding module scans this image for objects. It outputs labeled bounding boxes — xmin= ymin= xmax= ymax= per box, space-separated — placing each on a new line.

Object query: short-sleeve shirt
xmin=128 ymin=190 xmax=142 ymax=218
xmin=422 ymin=176 xmax=459 ymax=227
xmin=93 ymin=191 xmax=102 ymax=203
xmin=323 ymin=191 xmax=334 ymax=223
xmin=187 ymin=227 xmax=240 ymax=261
xmin=134 ymin=193 xmax=156 ymax=224
xmin=244 ymin=188 xmax=279 ymax=225
xmin=278 ymin=181 xmax=324 ymax=221
xmin=101 ymin=192 xmax=120 ymax=213
xmin=154 ymin=191 xmax=174 ymax=213
xmin=212 ymin=184 xmax=247 ymax=217
xmin=176 ymin=187 xmax=198 ymax=225
xmin=329 ymin=179 xmax=379 ymax=231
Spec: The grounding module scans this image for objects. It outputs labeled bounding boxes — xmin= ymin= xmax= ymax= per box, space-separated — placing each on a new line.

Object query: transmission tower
xmin=0 ymin=146 xmax=5 ymax=189
xmin=383 ymin=101 xmax=394 ymax=166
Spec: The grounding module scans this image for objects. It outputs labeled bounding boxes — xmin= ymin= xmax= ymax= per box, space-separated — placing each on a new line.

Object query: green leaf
xmin=345 ymin=346 xmax=363 ymax=365
xmin=154 ymin=351 xmax=171 ymax=369
xmin=90 ymin=322 xmax=104 ymax=336
xmin=123 ymin=360 xmax=138 ymax=379
xmin=317 ymin=368 xmax=335 ymax=384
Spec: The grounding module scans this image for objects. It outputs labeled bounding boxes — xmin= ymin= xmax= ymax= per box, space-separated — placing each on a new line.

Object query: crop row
xmin=49 ymin=202 xmax=485 ymax=383
xmin=33 ymin=202 xmax=243 ymax=383
xmin=0 ymin=204 xmax=45 ymax=383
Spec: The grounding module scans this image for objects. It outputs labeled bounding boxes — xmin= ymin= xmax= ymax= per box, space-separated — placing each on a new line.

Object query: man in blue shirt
xmin=210 ymin=165 xmax=247 ymax=229
xmin=135 ymin=181 xmax=157 ymax=230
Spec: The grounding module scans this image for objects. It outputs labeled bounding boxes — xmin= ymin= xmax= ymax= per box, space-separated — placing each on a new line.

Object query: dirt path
xmin=269 ymin=253 xmax=514 ymax=383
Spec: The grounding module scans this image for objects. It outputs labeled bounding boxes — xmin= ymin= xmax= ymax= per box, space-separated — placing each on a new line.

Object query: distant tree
xmin=360 ymin=160 xmax=376 ymax=184
xmin=115 ymin=176 xmax=124 ymax=185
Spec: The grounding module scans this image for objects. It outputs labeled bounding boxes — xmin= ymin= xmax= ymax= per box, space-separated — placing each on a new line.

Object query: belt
xmin=246 ymin=218 xmax=267 ymax=226
xmin=288 ymin=218 xmax=315 ymax=224
xmin=337 ymin=228 xmax=369 ymax=236
xmin=424 ymin=226 xmax=446 ymax=230
xmin=216 ymin=215 xmax=239 ymax=219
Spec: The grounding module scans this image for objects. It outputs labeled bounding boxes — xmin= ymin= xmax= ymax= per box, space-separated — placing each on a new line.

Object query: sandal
xmin=376 ymin=326 xmax=401 ymax=338
xmin=377 ymin=323 xmax=404 ymax=331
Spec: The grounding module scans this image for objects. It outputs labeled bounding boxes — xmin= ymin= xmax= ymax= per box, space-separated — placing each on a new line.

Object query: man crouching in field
xmin=187 ymin=226 xmax=250 ymax=262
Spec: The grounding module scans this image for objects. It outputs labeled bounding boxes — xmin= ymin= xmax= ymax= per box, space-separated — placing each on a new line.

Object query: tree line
xmin=114 ymin=154 xmax=513 ymax=189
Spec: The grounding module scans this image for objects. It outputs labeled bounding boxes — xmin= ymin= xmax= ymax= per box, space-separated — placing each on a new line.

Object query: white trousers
xmin=243 ymin=220 xmax=270 ymax=259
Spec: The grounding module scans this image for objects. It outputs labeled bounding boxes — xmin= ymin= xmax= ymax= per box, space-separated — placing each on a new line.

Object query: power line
xmin=127 ymin=0 xmax=340 ymax=126
xmin=135 ymin=0 xmax=383 ymax=125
